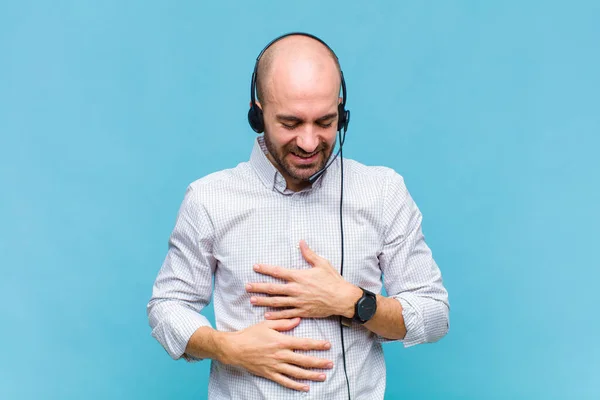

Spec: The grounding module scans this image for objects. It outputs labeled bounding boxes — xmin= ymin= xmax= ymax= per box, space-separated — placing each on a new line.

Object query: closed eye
xmin=283 ymin=122 xmax=333 ymax=130
xmin=276 ymin=113 xmax=337 ymax=130
xmin=315 ymin=113 xmax=337 ymax=129
xmin=281 ymin=123 xmax=299 ymax=130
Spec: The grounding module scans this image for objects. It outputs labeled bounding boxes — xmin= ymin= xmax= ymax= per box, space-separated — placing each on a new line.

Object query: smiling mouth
xmin=293 ymin=153 xmax=317 ymax=159
xmin=290 ymin=152 xmax=319 ymax=164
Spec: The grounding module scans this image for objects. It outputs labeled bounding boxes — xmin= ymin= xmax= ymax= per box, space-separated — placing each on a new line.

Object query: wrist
xmin=340 ymin=283 xmax=363 ymax=318
xmin=212 ymin=330 xmax=235 ymax=365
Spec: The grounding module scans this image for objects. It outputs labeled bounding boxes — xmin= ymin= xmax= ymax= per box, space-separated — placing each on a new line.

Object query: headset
xmin=248 ymin=32 xmax=350 ymax=135
xmin=248 ymin=32 xmax=352 ymax=400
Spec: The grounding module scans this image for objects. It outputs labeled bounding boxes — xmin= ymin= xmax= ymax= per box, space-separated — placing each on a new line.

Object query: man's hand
xmin=220 ymin=318 xmax=333 ymax=392
xmin=246 ymin=240 xmax=362 ymax=320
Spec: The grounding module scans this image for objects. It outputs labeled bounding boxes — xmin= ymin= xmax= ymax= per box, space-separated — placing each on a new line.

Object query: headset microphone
xmin=307 ymin=122 xmax=349 ymax=184
xmin=308 ymin=151 xmax=339 ymax=184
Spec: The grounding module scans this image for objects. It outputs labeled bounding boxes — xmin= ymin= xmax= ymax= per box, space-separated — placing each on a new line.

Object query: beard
xmin=263 ymin=132 xmax=334 ymax=183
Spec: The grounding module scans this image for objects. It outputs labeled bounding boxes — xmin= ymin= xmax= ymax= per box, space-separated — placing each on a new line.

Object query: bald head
xmin=255 ymin=35 xmax=341 ymax=105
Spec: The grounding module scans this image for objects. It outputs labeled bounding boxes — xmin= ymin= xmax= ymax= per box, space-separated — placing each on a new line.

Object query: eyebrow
xmin=275 ymin=113 xmax=338 ymax=124
xmin=316 ymin=113 xmax=338 ymax=123
xmin=276 ymin=114 xmax=303 ymax=123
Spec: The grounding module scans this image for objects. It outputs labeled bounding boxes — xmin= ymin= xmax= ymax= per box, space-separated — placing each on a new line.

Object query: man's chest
xmin=209 ymin=193 xmax=384 ymax=291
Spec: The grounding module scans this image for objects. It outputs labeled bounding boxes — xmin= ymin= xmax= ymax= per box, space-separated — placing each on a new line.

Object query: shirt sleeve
xmin=146 ymin=185 xmax=216 ymax=360
xmin=377 ymin=171 xmax=450 ymax=347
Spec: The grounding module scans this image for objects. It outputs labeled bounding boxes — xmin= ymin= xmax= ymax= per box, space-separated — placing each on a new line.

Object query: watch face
xmin=358 ymin=296 xmax=377 ymax=321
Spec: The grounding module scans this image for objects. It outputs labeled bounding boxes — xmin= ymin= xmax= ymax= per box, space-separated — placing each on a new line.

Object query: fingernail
xmin=250 ymin=297 xmax=257 ymax=304
xmin=324 ymin=342 xmax=331 ymax=349
xmin=264 ymin=313 xmax=271 ymax=318
xmin=303 ymin=386 xmax=309 ymax=392
xmin=326 ymin=362 xmax=333 ymax=368
xmin=245 ymin=284 xmax=252 ymax=290
xmin=253 ymin=264 xmax=260 ymax=271
xmin=318 ymin=374 xmax=326 ymax=380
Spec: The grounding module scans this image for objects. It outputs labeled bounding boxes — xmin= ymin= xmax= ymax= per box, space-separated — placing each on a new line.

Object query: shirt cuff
xmin=396 ymin=294 xmax=425 ymax=347
xmin=150 ymin=304 xmax=213 ymax=360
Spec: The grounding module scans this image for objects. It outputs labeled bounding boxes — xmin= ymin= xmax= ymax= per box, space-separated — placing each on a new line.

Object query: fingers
xmin=289 ymin=337 xmax=331 ymax=352
xmin=246 ymin=282 xmax=294 ymax=296
xmin=299 ymin=240 xmax=320 ymax=265
xmin=264 ymin=325 xmax=331 ymax=351
xmin=270 ymin=373 xmax=311 ymax=392
xmin=253 ymin=264 xmax=295 ymax=281
xmin=284 ymin=351 xmax=334 ymax=370
xmin=251 ymin=295 xmax=295 ymax=308
xmin=264 ymin=309 xmax=301 ymax=320
xmin=266 ymin=323 xmax=331 ymax=352
xmin=265 ymin=317 xmax=301 ymax=331
xmin=269 ymin=350 xmax=334 ymax=392
xmin=277 ymin=364 xmax=327 ymax=383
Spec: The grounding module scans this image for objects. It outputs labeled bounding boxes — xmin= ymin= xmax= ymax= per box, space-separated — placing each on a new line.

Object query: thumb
xmin=265 ymin=317 xmax=301 ymax=332
xmin=299 ymin=240 xmax=319 ymax=266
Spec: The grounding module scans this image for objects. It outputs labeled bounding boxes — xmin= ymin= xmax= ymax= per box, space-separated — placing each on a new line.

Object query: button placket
xmin=291 ymin=193 xmax=306 ymax=268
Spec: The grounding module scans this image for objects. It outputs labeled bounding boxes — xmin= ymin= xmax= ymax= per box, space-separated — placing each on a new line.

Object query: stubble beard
xmin=263 ymin=132 xmax=333 ymax=183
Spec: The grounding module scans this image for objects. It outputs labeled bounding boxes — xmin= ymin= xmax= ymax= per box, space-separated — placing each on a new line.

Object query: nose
xmin=295 ymin=126 xmax=319 ymax=154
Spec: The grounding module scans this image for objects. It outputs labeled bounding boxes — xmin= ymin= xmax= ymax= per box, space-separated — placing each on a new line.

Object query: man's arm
xmin=147 ymin=186 xmax=216 ymax=360
xmin=373 ymin=171 xmax=449 ymax=346
xmin=335 ymin=172 xmax=449 ymax=344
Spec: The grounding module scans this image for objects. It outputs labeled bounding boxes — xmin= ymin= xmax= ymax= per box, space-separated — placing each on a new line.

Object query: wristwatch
xmin=353 ymin=287 xmax=377 ymax=324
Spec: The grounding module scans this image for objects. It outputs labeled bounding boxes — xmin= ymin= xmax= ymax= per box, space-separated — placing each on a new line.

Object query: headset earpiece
xmin=248 ymin=103 xmax=264 ymax=133
xmin=338 ymin=104 xmax=350 ymax=132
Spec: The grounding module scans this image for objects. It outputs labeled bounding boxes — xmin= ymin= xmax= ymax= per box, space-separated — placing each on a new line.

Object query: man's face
xmin=260 ymin=63 xmax=341 ymax=191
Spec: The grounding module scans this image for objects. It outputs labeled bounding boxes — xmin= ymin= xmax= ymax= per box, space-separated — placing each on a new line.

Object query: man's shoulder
xmin=187 ymin=162 xmax=252 ymax=193
xmin=341 ymin=158 xmax=414 ymax=218
xmin=342 ymin=158 xmax=405 ymax=187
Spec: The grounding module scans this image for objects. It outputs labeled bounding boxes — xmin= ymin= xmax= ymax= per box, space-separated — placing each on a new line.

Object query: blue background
xmin=1 ymin=1 xmax=599 ymax=399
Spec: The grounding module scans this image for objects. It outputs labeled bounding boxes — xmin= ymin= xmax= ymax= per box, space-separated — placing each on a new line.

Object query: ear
xmin=249 ymin=100 xmax=263 ymax=110
xmin=338 ymin=96 xmax=343 ymax=105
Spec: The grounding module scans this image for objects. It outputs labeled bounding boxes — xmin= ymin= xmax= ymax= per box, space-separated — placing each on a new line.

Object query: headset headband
xmin=250 ymin=32 xmax=347 ymax=109
xmin=248 ymin=32 xmax=349 ymax=133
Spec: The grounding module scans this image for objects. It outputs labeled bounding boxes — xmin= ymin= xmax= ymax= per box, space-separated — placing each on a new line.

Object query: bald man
xmin=147 ymin=33 xmax=449 ymax=399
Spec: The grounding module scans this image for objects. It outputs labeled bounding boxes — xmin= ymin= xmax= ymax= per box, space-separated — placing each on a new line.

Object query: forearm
xmin=340 ymin=287 xmax=449 ymax=344
xmin=364 ymin=295 xmax=406 ymax=339
xmin=339 ymin=285 xmax=406 ymax=340
xmin=184 ymin=326 xmax=229 ymax=362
